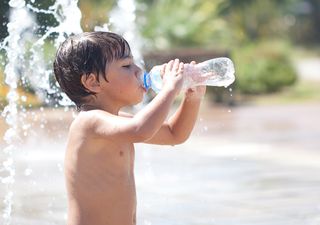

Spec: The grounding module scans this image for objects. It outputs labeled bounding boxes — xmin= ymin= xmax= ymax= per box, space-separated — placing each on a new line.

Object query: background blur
xmin=0 ymin=0 xmax=320 ymax=225
xmin=1 ymin=0 xmax=320 ymax=106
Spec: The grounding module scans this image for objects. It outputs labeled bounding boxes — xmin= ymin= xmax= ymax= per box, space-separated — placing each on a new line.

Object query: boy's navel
xmin=119 ymin=151 xmax=124 ymax=156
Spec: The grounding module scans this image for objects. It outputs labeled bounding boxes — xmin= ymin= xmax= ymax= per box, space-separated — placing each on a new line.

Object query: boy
xmin=53 ymin=31 xmax=206 ymax=225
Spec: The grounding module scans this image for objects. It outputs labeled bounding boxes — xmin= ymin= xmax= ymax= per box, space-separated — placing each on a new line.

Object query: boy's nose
xmin=135 ymin=66 xmax=144 ymax=86
xmin=135 ymin=65 xmax=143 ymax=77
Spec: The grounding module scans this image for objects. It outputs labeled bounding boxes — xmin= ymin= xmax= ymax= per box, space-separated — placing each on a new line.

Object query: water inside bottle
xmin=197 ymin=57 xmax=235 ymax=87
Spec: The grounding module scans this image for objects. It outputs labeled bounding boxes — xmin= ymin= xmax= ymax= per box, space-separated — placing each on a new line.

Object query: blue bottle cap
xmin=143 ymin=72 xmax=151 ymax=91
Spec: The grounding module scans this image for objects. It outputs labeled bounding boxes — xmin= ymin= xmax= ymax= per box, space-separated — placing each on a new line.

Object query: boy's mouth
xmin=140 ymin=85 xmax=147 ymax=92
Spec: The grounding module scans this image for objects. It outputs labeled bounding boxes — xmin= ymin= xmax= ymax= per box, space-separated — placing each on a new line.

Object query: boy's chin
xmin=126 ymin=96 xmax=143 ymax=106
xmin=132 ymin=97 xmax=143 ymax=105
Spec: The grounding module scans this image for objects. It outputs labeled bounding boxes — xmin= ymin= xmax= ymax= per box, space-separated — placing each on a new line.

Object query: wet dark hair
xmin=53 ymin=31 xmax=131 ymax=109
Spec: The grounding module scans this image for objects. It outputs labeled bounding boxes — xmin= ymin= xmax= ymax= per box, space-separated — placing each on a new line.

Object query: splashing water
xmin=95 ymin=0 xmax=148 ymax=112
xmin=0 ymin=1 xmax=35 ymax=223
xmin=95 ymin=0 xmax=144 ymax=68
xmin=26 ymin=0 xmax=83 ymax=105
xmin=0 ymin=0 xmax=145 ymax=223
xmin=0 ymin=0 xmax=82 ymax=224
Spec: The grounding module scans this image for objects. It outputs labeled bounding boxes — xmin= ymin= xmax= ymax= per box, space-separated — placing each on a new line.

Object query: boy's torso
xmin=64 ymin=116 xmax=137 ymax=225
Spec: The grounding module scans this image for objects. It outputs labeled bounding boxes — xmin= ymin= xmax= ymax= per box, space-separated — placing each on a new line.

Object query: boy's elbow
xmin=172 ymin=133 xmax=190 ymax=145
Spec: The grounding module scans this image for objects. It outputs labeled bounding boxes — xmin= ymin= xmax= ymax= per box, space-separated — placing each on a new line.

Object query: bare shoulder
xmin=66 ymin=110 xmax=118 ymax=154
xmin=70 ymin=110 xmax=138 ymax=141
xmin=69 ymin=109 xmax=149 ymax=143
xmin=69 ymin=110 xmax=112 ymax=135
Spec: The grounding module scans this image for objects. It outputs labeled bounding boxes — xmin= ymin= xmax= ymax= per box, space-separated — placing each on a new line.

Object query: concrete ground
xmin=0 ymin=100 xmax=319 ymax=225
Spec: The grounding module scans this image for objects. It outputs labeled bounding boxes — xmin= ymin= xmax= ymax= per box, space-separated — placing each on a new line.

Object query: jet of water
xmin=0 ymin=0 xmax=82 ymax=224
xmin=1 ymin=1 xmax=35 ymax=223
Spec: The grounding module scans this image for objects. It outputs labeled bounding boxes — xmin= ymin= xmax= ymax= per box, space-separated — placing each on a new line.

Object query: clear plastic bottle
xmin=142 ymin=57 xmax=235 ymax=93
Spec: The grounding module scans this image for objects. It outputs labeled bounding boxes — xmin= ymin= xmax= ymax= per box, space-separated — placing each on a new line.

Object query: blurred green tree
xmin=219 ymin=0 xmax=320 ymax=44
xmin=218 ymin=0 xmax=293 ymax=42
xmin=79 ymin=0 xmax=115 ymax=31
xmin=232 ymin=41 xmax=297 ymax=94
xmin=0 ymin=0 xmax=115 ymax=41
xmin=136 ymin=0 xmax=234 ymax=49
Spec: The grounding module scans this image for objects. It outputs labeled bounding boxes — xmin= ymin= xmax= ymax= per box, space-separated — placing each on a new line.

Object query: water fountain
xmin=0 ymin=0 xmax=149 ymax=223
xmin=0 ymin=0 xmax=82 ymax=224
xmin=2 ymin=1 xmax=320 ymax=225
xmin=1 ymin=1 xmax=37 ymax=224
xmin=1 ymin=1 xmax=233 ymax=224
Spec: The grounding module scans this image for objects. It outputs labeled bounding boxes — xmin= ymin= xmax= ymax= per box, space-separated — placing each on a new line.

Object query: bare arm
xmin=85 ymin=59 xmax=184 ymax=143
xmin=144 ymin=86 xmax=206 ymax=145
xmin=144 ymin=61 xmax=207 ymax=145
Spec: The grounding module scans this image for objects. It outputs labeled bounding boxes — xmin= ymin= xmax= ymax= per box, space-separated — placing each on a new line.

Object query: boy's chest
xmin=97 ymin=141 xmax=135 ymax=174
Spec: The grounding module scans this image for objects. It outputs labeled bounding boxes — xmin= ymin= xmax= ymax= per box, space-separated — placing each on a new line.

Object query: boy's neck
xmin=81 ymin=103 xmax=121 ymax=115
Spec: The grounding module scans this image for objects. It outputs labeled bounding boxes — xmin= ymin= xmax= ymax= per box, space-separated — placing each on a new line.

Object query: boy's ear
xmin=81 ymin=73 xmax=101 ymax=93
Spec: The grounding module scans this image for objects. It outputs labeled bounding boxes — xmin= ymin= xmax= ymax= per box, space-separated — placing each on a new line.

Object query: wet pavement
xmin=136 ymin=102 xmax=320 ymax=225
xmin=0 ymin=102 xmax=320 ymax=225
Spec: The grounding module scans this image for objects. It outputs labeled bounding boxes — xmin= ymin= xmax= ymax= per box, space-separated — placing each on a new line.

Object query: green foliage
xmin=79 ymin=0 xmax=115 ymax=31
xmin=232 ymin=41 xmax=297 ymax=94
xmin=137 ymin=0 xmax=233 ymax=49
xmin=0 ymin=0 xmax=316 ymax=100
xmin=220 ymin=1 xmax=291 ymax=43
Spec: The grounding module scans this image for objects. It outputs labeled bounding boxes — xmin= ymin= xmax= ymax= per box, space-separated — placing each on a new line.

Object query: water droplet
xmin=22 ymin=124 xmax=30 ymax=130
xmin=57 ymin=163 xmax=63 ymax=172
xmin=3 ymin=158 xmax=13 ymax=167
xmin=228 ymin=109 xmax=232 ymax=113
xmin=24 ymin=168 xmax=32 ymax=176
xmin=21 ymin=95 xmax=27 ymax=102
xmin=144 ymin=220 xmax=152 ymax=225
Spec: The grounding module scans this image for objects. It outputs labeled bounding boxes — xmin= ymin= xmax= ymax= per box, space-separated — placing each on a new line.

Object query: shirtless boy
xmin=53 ymin=31 xmax=206 ymax=225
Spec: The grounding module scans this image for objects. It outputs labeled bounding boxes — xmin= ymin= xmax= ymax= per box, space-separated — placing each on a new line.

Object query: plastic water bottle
xmin=142 ymin=57 xmax=235 ymax=93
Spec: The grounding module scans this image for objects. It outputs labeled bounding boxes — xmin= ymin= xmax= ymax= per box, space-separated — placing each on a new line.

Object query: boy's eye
xmin=123 ymin=64 xmax=131 ymax=68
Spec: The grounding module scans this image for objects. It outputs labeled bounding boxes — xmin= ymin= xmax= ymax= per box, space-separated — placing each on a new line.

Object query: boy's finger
xmin=178 ymin=62 xmax=184 ymax=74
xmin=165 ymin=60 xmax=174 ymax=74
xmin=172 ymin=58 xmax=180 ymax=72
xmin=190 ymin=61 xmax=196 ymax=65
xmin=160 ymin=64 xmax=166 ymax=78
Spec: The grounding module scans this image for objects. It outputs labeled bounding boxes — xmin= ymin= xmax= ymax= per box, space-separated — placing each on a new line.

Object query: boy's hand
xmin=161 ymin=59 xmax=184 ymax=94
xmin=185 ymin=61 xmax=206 ymax=100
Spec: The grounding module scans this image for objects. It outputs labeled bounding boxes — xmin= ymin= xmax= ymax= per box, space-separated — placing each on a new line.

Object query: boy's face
xmin=100 ymin=57 xmax=145 ymax=106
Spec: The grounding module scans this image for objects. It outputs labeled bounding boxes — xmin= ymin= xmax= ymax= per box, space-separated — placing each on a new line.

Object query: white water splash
xmin=0 ymin=0 xmax=83 ymax=224
xmin=26 ymin=0 xmax=83 ymax=105
xmin=96 ymin=0 xmax=144 ymax=68
xmin=0 ymin=1 xmax=35 ymax=223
